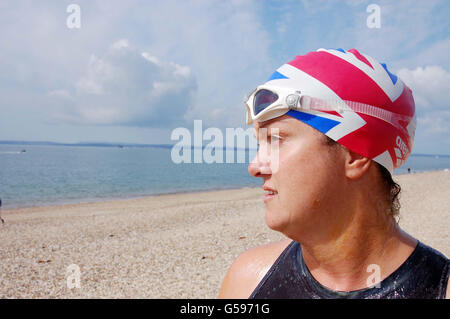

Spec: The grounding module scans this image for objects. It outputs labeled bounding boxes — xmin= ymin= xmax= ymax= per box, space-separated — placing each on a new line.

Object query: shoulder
xmin=218 ymin=239 xmax=293 ymax=299
xmin=417 ymin=242 xmax=450 ymax=298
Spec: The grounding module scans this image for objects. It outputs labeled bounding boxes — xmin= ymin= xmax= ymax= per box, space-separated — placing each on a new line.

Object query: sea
xmin=1 ymin=143 xmax=449 ymax=209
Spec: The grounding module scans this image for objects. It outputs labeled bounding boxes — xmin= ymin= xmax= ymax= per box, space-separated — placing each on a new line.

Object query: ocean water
xmin=0 ymin=144 xmax=449 ymax=209
xmin=0 ymin=144 xmax=260 ymax=209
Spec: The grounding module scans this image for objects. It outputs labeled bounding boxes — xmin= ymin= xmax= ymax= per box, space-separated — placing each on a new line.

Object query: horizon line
xmin=0 ymin=140 xmax=449 ymax=157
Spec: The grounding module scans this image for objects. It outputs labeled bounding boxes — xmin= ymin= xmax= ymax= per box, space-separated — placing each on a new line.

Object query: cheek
xmin=275 ymin=143 xmax=337 ymax=218
xmin=278 ymin=144 xmax=325 ymax=190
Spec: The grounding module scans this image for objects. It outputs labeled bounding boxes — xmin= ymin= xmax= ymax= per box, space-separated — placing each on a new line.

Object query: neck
xmin=297 ymin=191 xmax=417 ymax=292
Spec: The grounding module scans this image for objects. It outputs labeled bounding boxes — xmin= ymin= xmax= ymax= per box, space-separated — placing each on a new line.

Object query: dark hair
xmin=323 ymin=136 xmax=401 ymax=220
xmin=376 ymin=163 xmax=401 ymax=220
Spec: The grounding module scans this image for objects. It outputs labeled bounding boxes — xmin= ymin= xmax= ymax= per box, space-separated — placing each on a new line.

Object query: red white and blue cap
xmin=261 ymin=48 xmax=416 ymax=173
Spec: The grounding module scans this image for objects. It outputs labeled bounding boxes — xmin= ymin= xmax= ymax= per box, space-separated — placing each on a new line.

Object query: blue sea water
xmin=0 ymin=144 xmax=449 ymax=209
xmin=0 ymin=144 xmax=259 ymax=209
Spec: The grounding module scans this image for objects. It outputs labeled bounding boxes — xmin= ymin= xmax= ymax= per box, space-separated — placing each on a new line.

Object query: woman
xmin=219 ymin=48 xmax=449 ymax=299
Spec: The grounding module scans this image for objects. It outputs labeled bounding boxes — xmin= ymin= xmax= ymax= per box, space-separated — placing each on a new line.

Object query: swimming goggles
xmin=245 ymin=85 xmax=415 ymax=134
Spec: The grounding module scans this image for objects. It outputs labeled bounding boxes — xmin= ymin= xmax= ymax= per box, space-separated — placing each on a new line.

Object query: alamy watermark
xmin=170 ymin=120 xmax=280 ymax=173
xmin=366 ymin=4 xmax=381 ymax=29
xmin=366 ymin=263 xmax=381 ymax=288
xmin=66 ymin=4 xmax=81 ymax=29
xmin=66 ymin=264 xmax=81 ymax=289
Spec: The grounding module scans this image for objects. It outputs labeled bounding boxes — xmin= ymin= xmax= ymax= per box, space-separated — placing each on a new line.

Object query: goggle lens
xmin=253 ymin=89 xmax=278 ymax=115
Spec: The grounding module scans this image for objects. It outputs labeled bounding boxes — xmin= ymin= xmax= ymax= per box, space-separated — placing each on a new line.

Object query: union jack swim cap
xmin=261 ymin=48 xmax=416 ymax=173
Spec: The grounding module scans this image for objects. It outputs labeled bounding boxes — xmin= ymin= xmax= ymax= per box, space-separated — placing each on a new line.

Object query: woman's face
xmin=249 ymin=115 xmax=347 ymax=239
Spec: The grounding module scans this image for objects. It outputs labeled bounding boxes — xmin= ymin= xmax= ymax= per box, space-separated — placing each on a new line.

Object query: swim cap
xmin=252 ymin=48 xmax=416 ymax=173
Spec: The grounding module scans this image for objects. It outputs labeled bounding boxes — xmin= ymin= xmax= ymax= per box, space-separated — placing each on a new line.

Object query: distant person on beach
xmin=219 ymin=49 xmax=449 ymax=299
xmin=0 ymin=197 xmax=4 ymax=224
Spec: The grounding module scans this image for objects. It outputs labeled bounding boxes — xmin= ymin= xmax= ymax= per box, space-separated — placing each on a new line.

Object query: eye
xmin=271 ymin=134 xmax=282 ymax=140
xmin=269 ymin=134 xmax=283 ymax=143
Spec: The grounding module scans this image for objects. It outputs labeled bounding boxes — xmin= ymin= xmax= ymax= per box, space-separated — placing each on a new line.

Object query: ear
xmin=344 ymin=149 xmax=372 ymax=179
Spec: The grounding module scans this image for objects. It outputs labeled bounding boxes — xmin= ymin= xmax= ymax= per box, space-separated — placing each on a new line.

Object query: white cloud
xmin=0 ymin=0 xmax=271 ymax=143
xmin=75 ymin=55 xmax=113 ymax=95
xmin=398 ymin=65 xmax=450 ymax=110
xmin=396 ymin=65 xmax=450 ymax=153
xmin=110 ymin=39 xmax=129 ymax=50
xmin=141 ymin=53 xmax=160 ymax=66
xmin=49 ymin=39 xmax=197 ymax=127
xmin=130 ymin=0 xmax=271 ymax=128
xmin=418 ymin=113 xmax=450 ymax=135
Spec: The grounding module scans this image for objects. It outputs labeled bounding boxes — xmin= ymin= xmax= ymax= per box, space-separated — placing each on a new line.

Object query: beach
xmin=0 ymin=170 xmax=449 ymax=298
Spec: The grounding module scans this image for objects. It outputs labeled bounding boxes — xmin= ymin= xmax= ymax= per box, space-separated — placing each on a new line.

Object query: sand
xmin=0 ymin=170 xmax=449 ymax=298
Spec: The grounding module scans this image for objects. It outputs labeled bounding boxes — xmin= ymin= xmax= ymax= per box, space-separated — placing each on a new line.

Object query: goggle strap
xmin=301 ymin=96 xmax=414 ymax=133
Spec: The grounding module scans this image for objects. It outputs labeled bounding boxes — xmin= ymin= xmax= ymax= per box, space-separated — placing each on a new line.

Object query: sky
xmin=0 ymin=0 xmax=449 ymax=154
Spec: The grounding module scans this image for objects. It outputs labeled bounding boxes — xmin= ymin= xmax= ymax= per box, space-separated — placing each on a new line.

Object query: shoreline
xmin=3 ymin=169 xmax=449 ymax=212
xmin=2 ymin=184 xmax=260 ymax=212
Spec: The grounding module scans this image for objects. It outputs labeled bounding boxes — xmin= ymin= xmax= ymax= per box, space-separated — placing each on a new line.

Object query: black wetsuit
xmin=250 ymin=241 xmax=449 ymax=299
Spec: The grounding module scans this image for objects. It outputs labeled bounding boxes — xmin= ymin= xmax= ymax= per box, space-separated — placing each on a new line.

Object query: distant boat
xmin=20 ymin=149 xmax=26 ymax=153
xmin=118 ymin=145 xmax=124 ymax=149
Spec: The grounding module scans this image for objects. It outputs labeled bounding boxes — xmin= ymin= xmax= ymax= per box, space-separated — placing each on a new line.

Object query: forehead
xmin=253 ymin=115 xmax=327 ymax=144
xmin=254 ymin=115 xmax=300 ymax=133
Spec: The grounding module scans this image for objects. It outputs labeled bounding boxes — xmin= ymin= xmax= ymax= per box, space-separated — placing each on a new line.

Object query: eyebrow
xmin=257 ymin=117 xmax=291 ymax=129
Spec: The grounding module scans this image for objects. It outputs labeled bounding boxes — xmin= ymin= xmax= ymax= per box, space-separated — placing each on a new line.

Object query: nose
xmin=248 ymin=151 xmax=272 ymax=178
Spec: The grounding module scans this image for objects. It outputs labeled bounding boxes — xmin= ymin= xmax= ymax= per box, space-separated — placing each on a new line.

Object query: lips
xmin=263 ymin=185 xmax=278 ymax=202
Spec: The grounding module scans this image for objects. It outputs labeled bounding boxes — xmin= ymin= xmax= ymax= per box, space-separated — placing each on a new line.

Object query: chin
xmin=264 ymin=208 xmax=289 ymax=232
